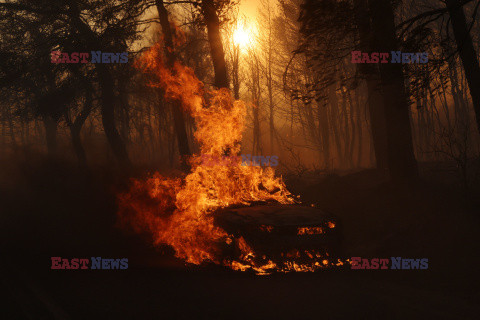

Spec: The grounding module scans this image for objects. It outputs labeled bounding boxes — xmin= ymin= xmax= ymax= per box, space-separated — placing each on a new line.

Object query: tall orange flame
xmin=118 ymin=42 xmax=294 ymax=267
xmin=118 ymin=40 xmax=343 ymax=274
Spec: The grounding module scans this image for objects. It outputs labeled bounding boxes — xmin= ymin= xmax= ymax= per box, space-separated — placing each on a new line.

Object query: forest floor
xmin=1 ymin=156 xmax=479 ymax=319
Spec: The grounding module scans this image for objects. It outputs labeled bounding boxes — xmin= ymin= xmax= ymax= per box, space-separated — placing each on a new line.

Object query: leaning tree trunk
xmin=446 ymin=0 xmax=480 ymax=135
xmin=69 ymin=87 xmax=93 ymax=167
xmin=156 ymin=0 xmax=191 ymax=170
xmin=65 ymin=67 xmax=94 ymax=167
xmin=369 ymin=0 xmax=418 ymax=183
xmin=201 ymin=0 xmax=229 ymax=89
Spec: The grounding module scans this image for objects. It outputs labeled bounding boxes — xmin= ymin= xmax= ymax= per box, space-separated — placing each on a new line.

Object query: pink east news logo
xmin=351 ymin=51 xmax=428 ymax=64
xmin=350 ymin=257 xmax=428 ymax=270
xmin=51 ymin=257 xmax=128 ymax=270
xmin=51 ymin=51 xmax=128 ymax=64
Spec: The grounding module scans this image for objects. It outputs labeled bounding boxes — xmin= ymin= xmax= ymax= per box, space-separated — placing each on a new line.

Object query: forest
xmin=0 ymin=0 xmax=479 ymax=318
xmin=1 ymin=0 xmax=480 ymax=185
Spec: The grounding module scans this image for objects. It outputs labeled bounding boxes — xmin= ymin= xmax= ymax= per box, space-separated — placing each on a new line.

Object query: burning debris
xmin=298 ymin=227 xmax=324 ymax=235
xmin=117 ymin=40 xmax=344 ymax=274
xmin=213 ymin=203 xmax=343 ymax=274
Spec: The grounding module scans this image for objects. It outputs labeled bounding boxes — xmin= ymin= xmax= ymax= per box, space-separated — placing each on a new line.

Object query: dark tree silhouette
xmin=446 ymin=0 xmax=480 ymax=135
xmin=368 ymin=0 xmax=419 ymax=183
xmin=155 ymin=0 xmax=191 ymax=169
xmin=200 ymin=0 xmax=230 ymax=89
xmin=352 ymin=0 xmax=388 ymax=170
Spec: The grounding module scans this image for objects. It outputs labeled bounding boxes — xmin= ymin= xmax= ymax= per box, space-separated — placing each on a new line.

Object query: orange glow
xmin=233 ymin=27 xmax=252 ymax=48
xmin=117 ymin=35 xmax=347 ymax=274
xmin=297 ymin=227 xmax=323 ymax=235
xmin=231 ymin=19 xmax=257 ymax=51
xmin=260 ymin=225 xmax=274 ymax=232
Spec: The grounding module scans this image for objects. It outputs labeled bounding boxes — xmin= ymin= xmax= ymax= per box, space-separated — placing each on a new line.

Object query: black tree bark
xmin=201 ymin=0 xmax=229 ymax=89
xmin=68 ymin=2 xmax=131 ymax=168
xmin=446 ymin=0 xmax=480 ymax=135
xmin=368 ymin=0 xmax=419 ymax=183
xmin=156 ymin=0 xmax=191 ymax=170
xmin=353 ymin=0 xmax=388 ymax=170
xmin=95 ymin=64 xmax=131 ymax=168
xmin=43 ymin=116 xmax=58 ymax=158
xmin=68 ymin=87 xmax=93 ymax=167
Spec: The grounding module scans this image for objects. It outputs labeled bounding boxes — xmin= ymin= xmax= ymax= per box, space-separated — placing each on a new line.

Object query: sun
xmin=233 ymin=27 xmax=252 ymax=48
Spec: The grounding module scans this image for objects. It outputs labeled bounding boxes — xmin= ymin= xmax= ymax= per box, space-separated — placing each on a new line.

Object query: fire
xmin=297 ymin=227 xmax=323 ymax=235
xmin=117 ymin=38 xmax=345 ymax=274
xmin=259 ymin=225 xmax=274 ymax=232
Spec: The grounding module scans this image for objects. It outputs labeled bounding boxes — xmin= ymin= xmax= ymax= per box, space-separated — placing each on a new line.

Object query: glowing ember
xmin=297 ymin=227 xmax=323 ymax=235
xmin=260 ymin=225 xmax=274 ymax=232
xmin=117 ymin=37 xmax=345 ymax=274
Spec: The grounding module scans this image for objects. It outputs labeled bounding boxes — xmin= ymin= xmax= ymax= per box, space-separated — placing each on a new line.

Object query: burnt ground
xmin=1 ymin=158 xmax=479 ymax=319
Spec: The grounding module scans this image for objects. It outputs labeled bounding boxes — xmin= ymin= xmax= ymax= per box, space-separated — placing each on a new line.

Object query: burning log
xmin=213 ymin=203 xmax=343 ymax=273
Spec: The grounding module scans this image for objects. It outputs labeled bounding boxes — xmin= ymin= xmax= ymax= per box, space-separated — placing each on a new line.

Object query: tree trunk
xmin=156 ymin=0 xmax=191 ymax=170
xmin=317 ymin=101 xmax=331 ymax=169
xmin=354 ymin=90 xmax=363 ymax=167
xmin=43 ymin=116 xmax=58 ymax=159
xmin=353 ymin=0 xmax=388 ymax=170
xmin=446 ymin=0 xmax=480 ymax=135
xmin=267 ymin=67 xmax=275 ymax=155
xmin=95 ymin=64 xmax=131 ymax=168
xmin=67 ymin=4 xmax=130 ymax=168
xmin=250 ymin=54 xmax=262 ymax=154
xmin=68 ymin=87 xmax=93 ymax=167
xmin=70 ymin=125 xmax=87 ymax=167
xmin=340 ymin=87 xmax=352 ymax=168
xmin=369 ymin=0 xmax=418 ymax=183
xmin=328 ymin=84 xmax=344 ymax=169
xmin=202 ymin=0 xmax=229 ymax=89
xmin=171 ymin=102 xmax=190 ymax=164
xmin=232 ymin=45 xmax=240 ymax=99
xmin=346 ymin=89 xmax=357 ymax=168
xmin=7 ymin=108 xmax=17 ymax=151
